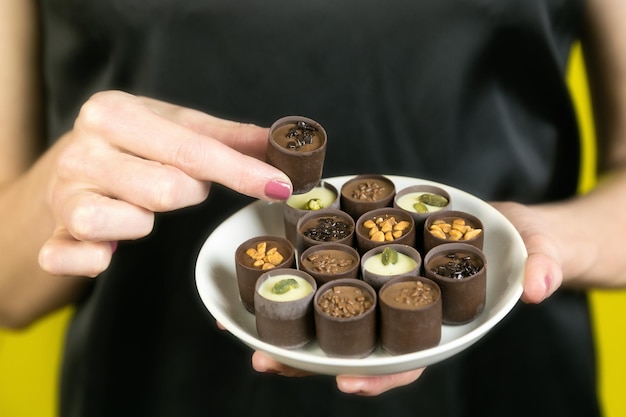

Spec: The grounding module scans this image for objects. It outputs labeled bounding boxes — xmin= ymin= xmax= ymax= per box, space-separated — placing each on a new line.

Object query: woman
xmin=1 ymin=1 xmax=624 ymax=416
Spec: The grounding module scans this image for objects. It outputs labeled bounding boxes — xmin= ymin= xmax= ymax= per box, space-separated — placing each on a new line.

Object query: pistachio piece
xmin=418 ymin=193 xmax=449 ymax=207
xmin=381 ymin=247 xmax=399 ymax=265
xmin=413 ymin=201 xmax=429 ymax=213
xmin=272 ymin=278 xmax=299 ymax=295
xmin=305 ymin=198 xmax=324 ymax=210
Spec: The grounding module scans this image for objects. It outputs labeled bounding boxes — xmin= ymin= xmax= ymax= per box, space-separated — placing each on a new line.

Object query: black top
xmin=40 ymin=0 xmax=600 ymax=416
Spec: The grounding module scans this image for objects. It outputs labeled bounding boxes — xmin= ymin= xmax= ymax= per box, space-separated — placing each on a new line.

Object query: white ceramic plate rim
xmin=195 ymin=175 xmax=526 ymax=375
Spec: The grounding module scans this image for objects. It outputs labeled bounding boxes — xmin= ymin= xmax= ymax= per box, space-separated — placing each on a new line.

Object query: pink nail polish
xmin=544 ymin=275 xmax=552 ymax=298
xmin=265 ymin=180 xmax=292 ymax=200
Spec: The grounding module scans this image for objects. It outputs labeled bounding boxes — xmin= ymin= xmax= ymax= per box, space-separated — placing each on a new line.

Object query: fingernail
xmin=544 ymin=275 xmax=552 ymax=299
xmin=265 ymin=179 xmax=292 ymax=200
xmin=110 ymin=241 xmax=119 ymax=254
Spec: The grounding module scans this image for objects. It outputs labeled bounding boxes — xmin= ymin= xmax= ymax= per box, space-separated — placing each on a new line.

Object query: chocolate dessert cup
xmin=423 ymin=210 xmax=484 ymax=253
xmin=424 ymin=242 xmax=487 ymax=324
xmin=355 ymin=207 xmax=416 ymax=256
xmin=295 ymin=208 xmax=355 ymax=255
xmin=340 ymin=174 xmax=396 ymax=220
xmin=234 ymin=235 xmax=296 ymax=314
xmin=314 ymin=278 xmax=377 ymax=358
xmin=300 ymin=243 xmax=360 ymax=286
xmin=282 ymin=180 xmax=339 ymax=247
xmin=393 ymin=184 xmax=452 ymax=253
xmin=254 ymin=268 xmax=317 ymax=349
xmin=360 ymin=243 xmax=422 ymax=292
xmin=266 ymin=116 xmax=327 ymax=194
xmin=379 ymin=276 xmax=442 ymax=355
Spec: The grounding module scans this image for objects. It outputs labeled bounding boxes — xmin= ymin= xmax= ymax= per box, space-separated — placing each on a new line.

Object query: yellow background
xmin=1 ymin=44 xmax=625 ymax=417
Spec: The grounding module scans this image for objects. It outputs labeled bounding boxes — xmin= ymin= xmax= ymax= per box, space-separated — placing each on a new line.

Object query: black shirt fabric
xmin=39 ymin=0 xmax=600 ymax=416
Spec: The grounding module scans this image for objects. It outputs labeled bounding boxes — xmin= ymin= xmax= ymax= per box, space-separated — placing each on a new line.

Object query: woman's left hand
xmin=251 ymin=351 xmax=424 ymax=396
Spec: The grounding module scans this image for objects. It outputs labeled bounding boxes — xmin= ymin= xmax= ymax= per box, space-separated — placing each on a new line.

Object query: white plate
xmin=195 ymin=175 xmax=526 ymax=375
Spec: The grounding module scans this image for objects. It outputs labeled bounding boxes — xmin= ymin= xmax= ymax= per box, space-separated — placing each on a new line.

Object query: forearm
xmin=0 ymin=0 xmax=44 ymax=181
xmin=560 ymin=0 xmax=626 ymax=289
xmin=533 ymin=168 xmax=626 ymax=289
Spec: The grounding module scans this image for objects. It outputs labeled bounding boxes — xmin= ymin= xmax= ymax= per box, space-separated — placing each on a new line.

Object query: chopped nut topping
xmin=245 ymin=242 xmax=285 ymax=269
xmin=429 ymin=218 xmax=482 ymax=241
xmin=362 ymin=215 xmax=411 ymax=242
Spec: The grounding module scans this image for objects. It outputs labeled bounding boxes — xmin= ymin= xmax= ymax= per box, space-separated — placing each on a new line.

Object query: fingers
xmin=490 ymin=202 xmax=563 ymax=304
xmin=336 ymin=369 xmax=425 ymax=396
xmin=77 ymin=91 xmax=292 ymax=202
xmin=52 ymin=188 xmax=155 ymax=242
xmin=39 ymin=228 xmax=116 ymax=277
xmin=251 ymin=351 xmax=314 ymax=377
xmin=252 ymin=351 xmax=313 ymax=377
xmin=55 ymin=141 xmax=211 ymax=213
xmin=39 ymin=188 xmax=153 ymax=276
xmin=40 ymin=91 xmax=294 ymax=277
xmin=252 ymin=350 xmax=424 ymax=396
xmin=521 ymin=235 xmax=563 ymax=304
xmin=140 ymin=96 xmax=270 ymax=161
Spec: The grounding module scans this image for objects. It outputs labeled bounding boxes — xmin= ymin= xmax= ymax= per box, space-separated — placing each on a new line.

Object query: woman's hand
xmin=212 ymin=321 xmax=424 ymax=395
xmin=490 ymin=201 xmax=564 ymax=304
xmin=38 ymin=90 xmax=292 ymax=277
xmin=251 ymin=351 xmax=424 ymax=396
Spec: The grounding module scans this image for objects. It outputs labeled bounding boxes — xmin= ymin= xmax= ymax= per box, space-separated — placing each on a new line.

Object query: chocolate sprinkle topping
xmin=286 ymin=121 xmax=318 ymax=150
xmin=431 ymin=253 xmax=481 ymax=279
xmin=303 ymin=217 xmax=352 ymax=242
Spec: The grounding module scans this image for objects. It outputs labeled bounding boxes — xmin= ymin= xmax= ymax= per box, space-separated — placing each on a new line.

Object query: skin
xmin=1 ymin=0 xmax=626 ymax=397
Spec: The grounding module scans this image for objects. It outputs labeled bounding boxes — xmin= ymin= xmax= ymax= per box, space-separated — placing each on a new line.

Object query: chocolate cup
xmin=360 ymin=243 xmax=422 ymax=292
xmin=423 ymin=242 xmax=487 ymax=325
xmin=266 ymin=116 xmax=327 ymax=194
xmin=234 ymin=235 xmax=296 ymax=314
xmin=423 ymin=210 xmax=484 ymax=253
xmin=355 ymin=207 xmax=416 ymax=256
xmin=340 ymin=174 xmax=396 ymax=220
xmin=254 ymin=268 xmax=317 ymax=349
xmin=295 ymin=208 xmax=355 ymax=255
xmin=314 ymin=278 xmax=377 ymax=358
xmin=393 ymin=184 xmax=452 ymax=253
xmin=300 ymin=243 xmax=360 ymax=286
xmin=379 ymin=276 xmax=442 ymax=355
xmin=282 ymin=181 xmax=339 ymax=247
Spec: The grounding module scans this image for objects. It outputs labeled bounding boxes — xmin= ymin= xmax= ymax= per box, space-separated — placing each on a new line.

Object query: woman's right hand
xmin=38 ymin=90 xmax=293 ymax=277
